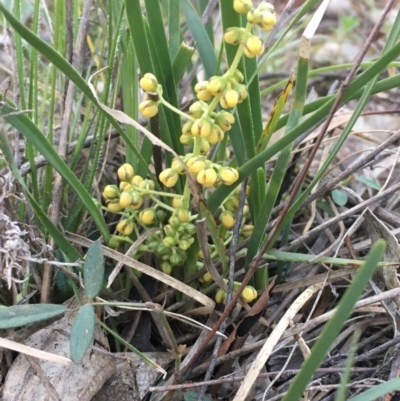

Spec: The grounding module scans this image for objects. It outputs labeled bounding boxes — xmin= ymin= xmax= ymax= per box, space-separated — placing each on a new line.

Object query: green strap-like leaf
xmin=0 ymin=2 xmax=154 ymax=185
xmin=207 ymin=39 xmax=400 ymax=213
xmin=0 ymin=128 xmax=81 ymax=261
xmin=0 ymin=102 xmax=110 ymax=241
xmin=181 ymin=0 xmax=218 ymax=78
xmin=282 ymin=240 xmax=386 ymax=401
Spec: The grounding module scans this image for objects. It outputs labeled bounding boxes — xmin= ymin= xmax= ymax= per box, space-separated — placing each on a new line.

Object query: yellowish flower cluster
xmin=159 ymin=154 xmax=240 ymax=189
xmin=101 ymin=162 xmax=198 ymax=272
xmin=100 ymin=1 xmax=278 ymax=304
xmin=194 ymin=71 xmax=248 ymax=110
xmin=225 ymin=1 xmax=277 ymax=58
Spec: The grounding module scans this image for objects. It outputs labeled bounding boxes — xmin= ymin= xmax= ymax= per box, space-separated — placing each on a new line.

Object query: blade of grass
xmin=245 ymin=3 xmax=315 ymax=280
xmin=207 ymin=39 xmax=400 ymax=213
xmin=0 ymin=128 xmax=81 ymax=261
xmin=0 ymin=102 xmax=110 ymax=241
xmin=168 ymin=0 xmax=181 ymax=60
xmin=334 ymin=329 xmax=361 ymax=401
xmin=0 ymin=2 xmax=155 ymax=183
xmin=347 ymin=378 xmax=400 ymax=401
xmin=181 ymin=0 xmax=218 ymax=78
xmin=272 ymin=6 xmax=400 ymax=249
xmin=256 ymin=72 xmax=295 ymax=154
xmin=281 ymin=240 xmax=385 ymax=401
xmin=219 ymin=1 xmax=262 ymax=218
xmin=171 ymin=43 xmax=195 ymax=84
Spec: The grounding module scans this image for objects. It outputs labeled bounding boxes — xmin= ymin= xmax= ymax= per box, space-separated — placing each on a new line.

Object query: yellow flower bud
xmin=194 ymin=81 xmax=208 ymax=93
xmin=119 ymin=191 xmax=134 ymax=208
xmin=139 ymin=208 xmax=155 ymax=225
xmin=241 ymin=285 xmax=258 ymax=303
xmin=119 ymin=181 xmax=132 ymax=191
xmin=139 ymin=99 xmax=159 ymax=118
xmin=241 ymin=224 xmax=254 ymax=237
xmin=118 ymin=163 xmax=135 ymax=182
xmin=171 ymin=159 xmax=185 ymax=174
xmin=207 ymin=127 xmax=223 ymax=145
xmin=221 ymin=89 xmax=239 ymax=108
xmin=189 ymin=101 xmax=206 ymax=118
xmin=139 ymin=179 xmax=155 ymax=191
xmin=199 ymin=272 xmax=213 ymax=284
xmin=163 ymin=236 xmax=175 ymax=247
xmin=176 ymin=208 xmax=190 ymax=223
xmin=197 ymin=90 xmax=213 ymax=101
xmin=219 ymin=167 xmax=239 ymax=185
xmin=161 ymin=262 xmax=172 ymax=275
xmin=132 ymin=175 xmax=144 ymax=186
xmin=215 ymin=111 xmax=235 ymax=131
xmin=236 ymin=83 xmax=249 ymax=102
xmin=191 ymin=118 xmax=212 ymax=138
xmin=233 ymin=70 xmax=244 ymax=83
xmin=197 ymin=167 xmax=218 ymax=188
xmin=206 ymin=76 xmax=226 ymax=95
xmin=215 ymin=288 xmax=227 ymax=304
xmin=221 ymin=211 xmax=235 ymax=228
xmin=233 ymin=0 xmax=253 ymax=14
xmin=103 ymin=185 xmax=120 ymax=201
xmin=187 ymin=157 xmax=206 ymax=175
xmin=180 ymin=134 xmax=193 ymax=145
xmin=198 ymin=140 xmax=209 ymax=155
xmin=259 ymin=10 xmax=276 ymax=31
xmin=139 ymin=73 xmax=158 ymax=92
xmin=224 ymin=196 xmax=239 ymax=212
xmin=172 ymin=197 xmax=182 ymax=208
xmin=107 ymin=200 xmax=123 ymax=213
xmin=246 ymin=9 xmax=261 ymax=24
xmin=116 ymin=219 xmax=134 ymax=236
xmin=243 ymin=35 xmax=264 ymax=58
xmin=182 ymin=120 xmax=194 ymax=135
xmin=159 ymin=168 xmax=179 ymax=188
xmin=129 ymin=193 xmax=144 ymax=210
xmin=224 ymin=27 xmax=245 ymax=45
xmin=198 ymin=249 xmax=204 ymax=259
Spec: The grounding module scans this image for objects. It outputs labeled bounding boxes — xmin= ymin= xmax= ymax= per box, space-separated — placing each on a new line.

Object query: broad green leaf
xmin=355 ymin=175 xmax=381 ymax=191
xmin=332 ymin=189 xmax=348 ymax=206
xmin=84 ymin=240 xmax=104 ymax=299
xmin=70 ymin=304 xmax=95 ymax=363
xmin=0 ymin=304 xmax=66 ymax=329
xmin=282 ymin=240 xmax=386 ymax=401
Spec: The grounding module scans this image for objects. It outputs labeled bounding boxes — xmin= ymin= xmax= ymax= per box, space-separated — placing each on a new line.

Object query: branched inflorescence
xmin=100 ymin=0 xmax=276 ymax=304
